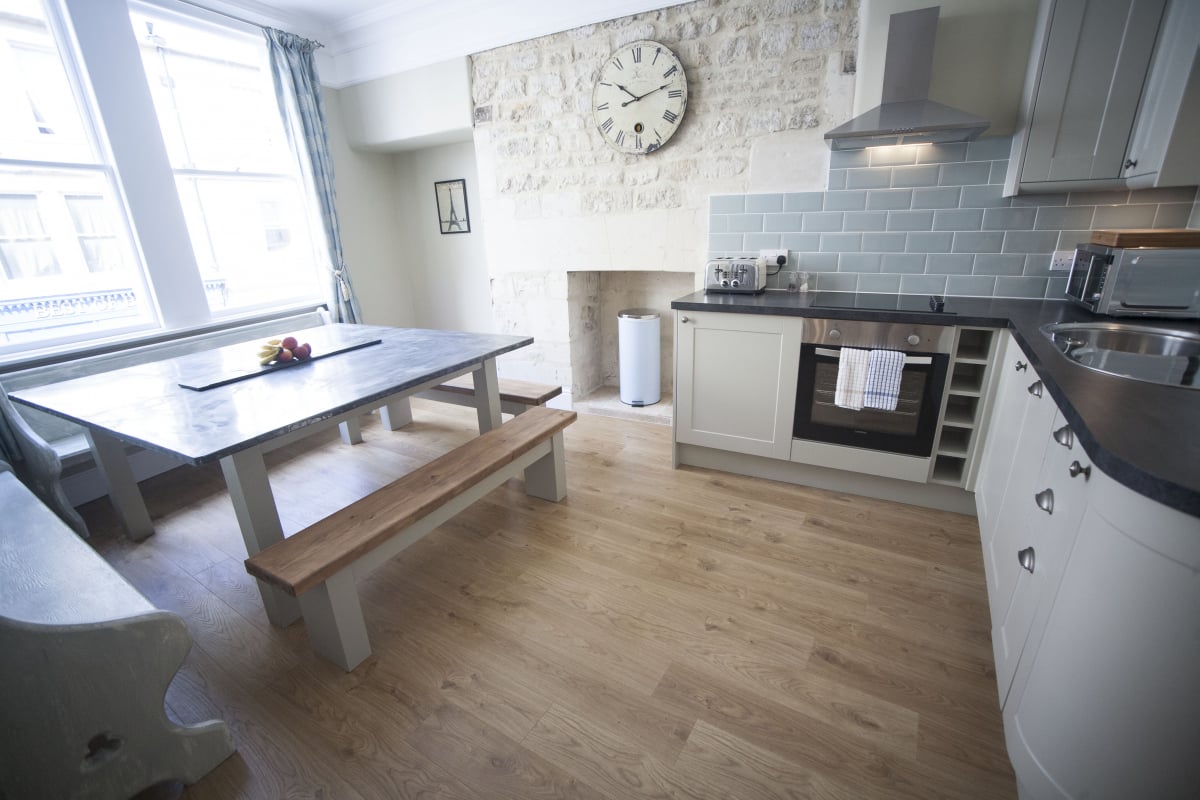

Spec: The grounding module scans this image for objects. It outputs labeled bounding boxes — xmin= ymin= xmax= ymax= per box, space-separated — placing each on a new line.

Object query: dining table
xmin=9 ymin=323 xmax=533 ymax=627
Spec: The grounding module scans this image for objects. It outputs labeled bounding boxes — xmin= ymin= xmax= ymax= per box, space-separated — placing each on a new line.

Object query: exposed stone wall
xmin=473 ymin=0 xmax=859 ymax=395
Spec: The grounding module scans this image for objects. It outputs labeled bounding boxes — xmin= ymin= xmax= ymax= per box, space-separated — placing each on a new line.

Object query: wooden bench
xmin=245 ymin=406 xmax=576 ymax=671
xmin=0 ymin=468 xmax=234 ymax=798
xmin=419 ymin=375 xmax=562 ymax=415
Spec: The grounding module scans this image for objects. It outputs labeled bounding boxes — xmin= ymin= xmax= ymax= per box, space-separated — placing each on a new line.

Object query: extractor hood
xmin=824 ymin=6 xmax=990 ymax=151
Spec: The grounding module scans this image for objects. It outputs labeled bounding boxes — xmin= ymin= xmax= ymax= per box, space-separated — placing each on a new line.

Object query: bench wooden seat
xmin=245 ymin=406 xmax=576 ymax=670
xmin=0 ymin=468 xmax=234 ymax=798
xmin=419 ymin=375 xmax=562 ymax=415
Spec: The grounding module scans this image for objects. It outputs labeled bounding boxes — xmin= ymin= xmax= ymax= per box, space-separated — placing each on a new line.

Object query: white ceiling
xmin=203 ymin=0 xmax=690 ymax=87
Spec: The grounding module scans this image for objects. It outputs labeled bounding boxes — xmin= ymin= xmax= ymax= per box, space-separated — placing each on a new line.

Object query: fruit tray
xmin=177 ymin=337 xmax=382 ymax=391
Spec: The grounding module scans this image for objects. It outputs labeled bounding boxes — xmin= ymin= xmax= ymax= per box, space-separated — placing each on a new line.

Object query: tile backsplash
xmin=708 ymin=136 xmax=1200 ymax=297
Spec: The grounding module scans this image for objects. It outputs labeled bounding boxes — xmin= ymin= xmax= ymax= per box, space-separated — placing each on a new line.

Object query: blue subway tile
xmin=763 ymin=213 xmax=804 ymax=232
xmin=1130 ymin=187 xmax=1200 ymax=203
xmin=826 ymin=170 xmax=847 ymax=190
xmin=1155 ymin=203 xmax=1193 ymax=228
xmin=815 ymin=272 xmax=859 ymax=291
xmin=820 ymin=233 xmax=863 ymax=252
xmin=953 ymin=231 xmax=1005 ymax=252
xmin=838 ymin=253 xmax=882 ymax=272
xmin=710 ymin=195 xmax=745 ymax=213
xmin=746 ymin=193 xmax=784 ymax=213
xmin=912 ymin=187 xmax=961 ymax=209
xmin=983 ymin=207 xmax=1037 ymax=230
xmin=946 ymin=275 xmax=997 ymax=296
xmin=916 ymin=142 xmax=968 ymax=164
xmin=802 ymin=212 xmax=845 ymax=232
xmin=744 ymin=233 xmax=781 ymax=249
xmin=869 ymin=146 xmax=918 ymax=167
xmin=907 ymin=232 xmax=954 ymax=253
xmin=824 ymin=190 xmax=867 ymax=211
xmin=781 ymin=232 xmax=822 ymax=251
xmin=891 ymin=164 xmax=940 ymax=188
xmin=959 ymin=185 xmax=1011 ymax=208
xmin=784 ymin=192 xmax=825 ymax=212
xmin=967 ymin=136 xmax=1013 ymax=161
xmin=830 ymin=149 xmax=870 ymax=169
xmin=795 ymin=253 xmax=840 ymax=271
xmin=1035 ymin=206 xmax=1095 ymax=230
xmin=1023 ymin=254 xmax=1053 ymax=277
xmin=843 ymin=211 xmax=889 ymax=231
xmin=709 ymin=214 xmax=730 ymax=233
xmin=862 ymin=232 xmax=908 ymax=252
xmin=972 ymin=253 xmax=1026 ymax=275
xmin=1068 ymin=190 xmax=1129 ymax=206
xmin=995 ymin=276 xmax=1049 ymax=298
xmin=1045 ymin=276 xmax=1069 ymax=299
xmin=857 ymin=274 xmax=903 ymax=293
xmin=899 ymin=274 xmax=948 ymax=294
xmin=867 ymin=189 xmax=914 ymax=210
xmin=939 ymin=161 xmax=992 ymax=186
xmin=1003 ymin=230 xmax=1060 ymax=253
xmin=728 ymin=213 xmax=764 ymax=232
xmin=1012 ymin=192 xmax=1070 ymax=207
xmin=989 ymin=160 xmax=1010 ymax=185
xmin=926 ymin=254 xmax=975 ymax=274
xmin=880 ymin=254 xmax=927 ymax=274
xmin=708 ymin=233 xmax=743 ymax=251
xmin=1092 ymin=204 xmax=1157 ymax=228
xmin=934 ymin=209 xmax=983 ymax=231
xmin=886 ymin=210 xmax=935 ymax=231
xmin=1057 ymin=230 xmax=1092 ymax=249
xmin=845 ymin=168 xmax=892 ymax=190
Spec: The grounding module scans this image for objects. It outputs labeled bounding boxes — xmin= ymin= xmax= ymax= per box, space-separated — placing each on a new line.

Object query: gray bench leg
xmin=378 ymin=397 xmax=413 ymax=430
xmin=86 ymin=428 xmax=155 ymax=541
xmin=474 ymin=360 xmax=503 ymax=433
xmin=338 ymin=418 xmax=363 ymax=445
xmin=298 ymin=570 xmax=371 ymax=671
xmin=524 ymin=430 xmax=568 ymax=502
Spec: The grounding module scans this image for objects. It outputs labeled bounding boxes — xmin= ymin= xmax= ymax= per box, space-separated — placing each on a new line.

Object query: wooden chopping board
xmin=1090 ymin=228 xmax=1200 ymax=247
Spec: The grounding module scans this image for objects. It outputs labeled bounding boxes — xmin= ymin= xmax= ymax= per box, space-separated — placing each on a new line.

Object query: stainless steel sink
xmin=1041 ymin=321 xmax=1200 ymax=389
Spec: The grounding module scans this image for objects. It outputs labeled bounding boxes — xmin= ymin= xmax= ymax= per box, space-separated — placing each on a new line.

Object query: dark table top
xmin=10 ymin=324 xmax=532 ymax=465
xmin=672 ymin=290 xmax=1200 ymax=517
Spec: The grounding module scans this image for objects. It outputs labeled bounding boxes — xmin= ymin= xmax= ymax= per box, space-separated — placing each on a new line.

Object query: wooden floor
xmin=80 ymin=400 xmax=1015 ymax=800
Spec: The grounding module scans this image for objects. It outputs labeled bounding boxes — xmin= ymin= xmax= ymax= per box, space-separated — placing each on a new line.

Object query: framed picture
xmin=434 ymin=178 xmax=471 ymax=234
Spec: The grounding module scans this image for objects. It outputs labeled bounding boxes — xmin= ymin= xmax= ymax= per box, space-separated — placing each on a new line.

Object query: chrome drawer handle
xmin=1068 ymin=460 xmax=1091 ymax=480
xmin=1015 ymin=360 xmax=1028 ymax=372
xmin=1035 ymin=488 xmax=1054 ymax=515
xmin=1018 ymin=547 xmax=1036 ymax=573
xmin=1052 ymin=425 xmax=1073 ymax=449
xmin=1027 ymin=380 xmax=1043 ymax=398
xmin=680 ymin=315 xmax=690 ymax=323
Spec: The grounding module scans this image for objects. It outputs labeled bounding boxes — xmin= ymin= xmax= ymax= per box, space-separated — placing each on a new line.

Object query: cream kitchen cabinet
xmin=674 ymin=310 xmax=801 ymax=460
xmin=1002 ymin=463 xmax=1200 ymax=799
xmin=1005 ymin=0 xmax=1200 ymax=194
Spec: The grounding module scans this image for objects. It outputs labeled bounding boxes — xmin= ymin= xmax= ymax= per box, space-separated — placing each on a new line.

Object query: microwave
xmin=1065 ymin=244 xmax=1200 ymax=318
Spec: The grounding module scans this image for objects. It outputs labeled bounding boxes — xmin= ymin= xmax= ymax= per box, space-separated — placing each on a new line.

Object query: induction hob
xmin=807 ymin=292 xmax=956 ymax=315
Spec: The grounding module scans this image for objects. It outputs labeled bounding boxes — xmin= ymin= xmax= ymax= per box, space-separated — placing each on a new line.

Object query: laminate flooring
xmin=77 ymin=399 xmax=1015 ymax=799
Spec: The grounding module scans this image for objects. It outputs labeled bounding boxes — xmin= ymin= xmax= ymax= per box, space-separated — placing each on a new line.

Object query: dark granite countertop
xmin=671 ymin=290 xmax=1200 ymax=518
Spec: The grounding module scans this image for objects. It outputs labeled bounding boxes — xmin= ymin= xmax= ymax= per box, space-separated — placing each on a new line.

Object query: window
xmin=0 ymin=0 xmax=328 ymax=360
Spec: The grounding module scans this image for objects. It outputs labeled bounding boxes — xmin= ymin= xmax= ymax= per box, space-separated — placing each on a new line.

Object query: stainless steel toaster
xmin=705 ymin=258 xmax=766 ymax=294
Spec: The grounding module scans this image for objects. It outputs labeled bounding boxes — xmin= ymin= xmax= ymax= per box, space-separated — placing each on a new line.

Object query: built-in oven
xmin=793 ymin=319 xmax=954 ymax=458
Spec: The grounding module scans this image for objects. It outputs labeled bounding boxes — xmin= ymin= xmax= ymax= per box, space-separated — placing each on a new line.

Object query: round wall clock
xmin=592 ymin=39 xmax=688 ymax=155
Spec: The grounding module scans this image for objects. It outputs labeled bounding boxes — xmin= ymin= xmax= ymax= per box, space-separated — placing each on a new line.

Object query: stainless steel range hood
xmin=824 ymin=6 xmax=990 ymax=151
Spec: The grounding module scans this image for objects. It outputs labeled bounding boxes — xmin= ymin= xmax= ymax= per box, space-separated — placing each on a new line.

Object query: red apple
xmin=294 ymin=343 xmax=312 ymax=360
xmin=281 ymin=335 xmax=299 ymax=350
xmin=277 ymin=348 xmax=294 ymax=362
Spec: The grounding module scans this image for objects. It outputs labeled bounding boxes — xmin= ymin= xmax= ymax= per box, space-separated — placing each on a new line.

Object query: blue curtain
xmin=264 ymin=28 xmax=362 ymax=324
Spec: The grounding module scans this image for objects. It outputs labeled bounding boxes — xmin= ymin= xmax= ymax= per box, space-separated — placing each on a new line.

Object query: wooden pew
xmin=0 ymin=469 xmax=234 ymax=799
xmin=245 ymin=406 xmax=576 ymax=671
xmin=419 ymin=375 xmax=562 ymax=415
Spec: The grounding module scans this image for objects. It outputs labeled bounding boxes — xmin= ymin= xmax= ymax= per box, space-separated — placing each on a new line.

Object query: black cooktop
xmin=807 ymin=292 xmax=956 ymax=315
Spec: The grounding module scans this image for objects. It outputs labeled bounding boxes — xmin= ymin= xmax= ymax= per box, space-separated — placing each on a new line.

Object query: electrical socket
xmin=759 ymin=249 xmax=788 ymax=268
xmin=1049 ymin=250 xmax=1075 ymax=272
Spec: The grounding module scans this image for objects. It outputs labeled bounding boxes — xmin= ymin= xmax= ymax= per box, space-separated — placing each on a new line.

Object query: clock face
xmin=592 ymin=40 xmax=688 ymax=155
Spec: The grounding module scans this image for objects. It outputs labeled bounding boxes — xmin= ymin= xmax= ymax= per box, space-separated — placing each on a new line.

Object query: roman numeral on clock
xmin=635 ymin=134 xmax=642 ymax=150
xmin=653 ymin=47 xmax=661 ymax=64
xmin=668 ymin=89 xmax=682 ymax=99
xmin=662 ymin=109 xmax=678 ymax=123
xmin=612 ymin=56 xmax=623 ymax=70
xmin=615 ymin=130 xmax=625 ymax=145
xmin=632 ymin=47 xmax=642 ymax=63
xmin=596 ymin=102 xmax=609 ymax=111
xmin=662 ymin=64 xmax=678 ymax=79
xmin=601 ymin=117 xmax=614 ymax=132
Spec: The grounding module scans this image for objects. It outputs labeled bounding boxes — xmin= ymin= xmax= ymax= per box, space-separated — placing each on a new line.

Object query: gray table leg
xmin=473 ymin=359 xmax=503 ymax=433
xmin=85 ymin=429 xmax=154 ymax=541
xmin=219 ymin=449 xmax=301 ymax=627
xmin=378 ymin=397 xmax=412 ymax=431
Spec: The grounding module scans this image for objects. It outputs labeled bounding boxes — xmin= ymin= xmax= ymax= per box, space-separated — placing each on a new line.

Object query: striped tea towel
xmin=863 ymin=349 xmax=906 ymax=411
xmin=834 ymin=347 xmax=870 ymax=410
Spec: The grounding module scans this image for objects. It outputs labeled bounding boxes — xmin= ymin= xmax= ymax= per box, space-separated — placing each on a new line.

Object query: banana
xmin=258 ymin=353 xmax=278 ymax=366
xmin=267 ymin=339 xmax=282 ymax=345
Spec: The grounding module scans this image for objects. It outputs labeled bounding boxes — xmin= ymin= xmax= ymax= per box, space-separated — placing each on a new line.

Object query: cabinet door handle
xmin=1068 ymin=460 xmax=1092 ymax=480
xmin=680 ymin=315 xmax=690 ymax=323
xmin=1015 ymin=360 xmax=1028 ymax=372
xmin=1124 ymin=158 xmax=1138 ymax=170
xmin=1018 ymin=547 xmax=1036 ymax=574
xmin=1027 ymin=380 xmax=1043 ymax=398
xmin=1035 ymin=488 xmax=1054 ymax=515
xmin=1052 ymin=424 xmax=1074 ymax=449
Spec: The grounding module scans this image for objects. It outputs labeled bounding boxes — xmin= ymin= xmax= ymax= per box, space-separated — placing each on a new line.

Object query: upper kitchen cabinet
xmin=1005 ymin=0 xmax=1200 ymax=195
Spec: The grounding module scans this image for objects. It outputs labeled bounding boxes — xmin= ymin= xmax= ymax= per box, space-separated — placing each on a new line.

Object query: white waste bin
xmin=617 ymin=308 xmax=660 ymax=407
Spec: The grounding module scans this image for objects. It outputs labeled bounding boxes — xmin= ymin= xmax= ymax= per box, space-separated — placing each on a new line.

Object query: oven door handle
xmin=812 ymin=347 xmax=932 ymax=365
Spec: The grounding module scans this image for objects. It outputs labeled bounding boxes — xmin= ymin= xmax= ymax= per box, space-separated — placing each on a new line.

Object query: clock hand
xmin=614 ymin=83 xmax=640 ymax=100
xmin=621 ymin=83 xmax=670 ymax=107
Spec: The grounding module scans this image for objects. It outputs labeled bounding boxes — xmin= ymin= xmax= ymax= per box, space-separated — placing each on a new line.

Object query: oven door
xmin=793 ymin=344 xmax=949 ymax=457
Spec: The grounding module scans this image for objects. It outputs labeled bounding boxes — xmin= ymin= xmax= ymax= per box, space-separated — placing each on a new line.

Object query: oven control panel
xmin=801 ymin=318 xmax=954 ymax=353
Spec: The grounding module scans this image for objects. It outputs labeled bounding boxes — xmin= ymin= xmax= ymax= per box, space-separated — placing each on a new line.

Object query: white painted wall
xmin=856 ymin=0 xmax=1040 ymax=135
xmin=338 ymin=58 xmax=474 ymax=151
xmin=392 ymin=142 xmax=494 ymax=332
xmin=323 ymin=87 xmax=416 ymax=327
